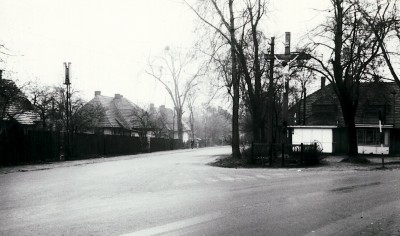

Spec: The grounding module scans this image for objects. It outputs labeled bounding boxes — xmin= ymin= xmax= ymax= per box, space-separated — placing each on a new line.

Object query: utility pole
xmin=64 ymin=62 xmax=71 ymax=160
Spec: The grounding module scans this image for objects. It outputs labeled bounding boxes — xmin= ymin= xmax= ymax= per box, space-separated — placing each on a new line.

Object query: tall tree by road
xmin=146 ymin=47 xmax=204 ymax=143
xmin=187 ymin=0 xmax=269 ymax=157
xmin=304 ymin=0 xmax=381 ymax=159
xmin=189 ymin=0 xmax=269 ymax=143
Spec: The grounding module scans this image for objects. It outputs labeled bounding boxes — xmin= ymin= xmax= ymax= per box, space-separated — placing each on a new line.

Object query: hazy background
xmin=0 ymin=0 xmax=328 ymax=108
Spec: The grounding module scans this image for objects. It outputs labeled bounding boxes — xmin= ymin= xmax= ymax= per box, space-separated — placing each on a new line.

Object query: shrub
xmin=302 ymin=143 xmax=323 ymax=166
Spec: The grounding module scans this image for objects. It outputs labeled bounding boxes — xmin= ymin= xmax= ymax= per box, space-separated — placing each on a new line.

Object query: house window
xmin=357 ymin=128 xmax=389 ymax=146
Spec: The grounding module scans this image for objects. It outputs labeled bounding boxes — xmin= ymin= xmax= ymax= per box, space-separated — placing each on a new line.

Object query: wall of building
xmin=292 ymin=127 xmax=333 ymax=153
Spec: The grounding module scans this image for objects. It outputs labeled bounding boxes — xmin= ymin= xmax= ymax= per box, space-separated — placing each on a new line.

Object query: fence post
xmin=300 ymin=143 xmax=304 ymax=166
xmin=281 ymin=143 xmax=285 ymax=167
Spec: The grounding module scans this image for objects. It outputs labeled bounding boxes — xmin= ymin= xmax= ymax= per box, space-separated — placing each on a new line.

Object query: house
xmin=0 ymin=72 xmax=40 ymax=133
xmin=288 ymin=80 xmax=400 ymax=155
xmin=83 ymin=91 xmax=141 ymax=136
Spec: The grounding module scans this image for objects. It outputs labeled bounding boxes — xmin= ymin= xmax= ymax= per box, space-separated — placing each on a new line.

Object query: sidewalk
xmin=0 ymin=148 xmax=197 ymax=175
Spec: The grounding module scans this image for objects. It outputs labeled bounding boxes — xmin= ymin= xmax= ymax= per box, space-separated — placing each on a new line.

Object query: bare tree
xmin=27 ymin=82 xmax=57 ymax=129
xmin=195 ymin=104 xmax=232 ymax=146
xmin=303 ymin=0 xmax=381 ymax=159
xmin=186 ymin=0 xmax=256 ymax=158
xmin=38 ymin=85 xmax=105 ymax=133
xmin=153 ymin=106 xmax=173 ymax=138
xmin=72 ymin=101 xmax=105 ymax=133
xmin=355 ymin=0 xmax=400 ymax=87
xmin=289 ymin=66 xmax=317 ymax=125
xmin=131 ymin=105 xmax=157 ymax=138
xmin=146 ymin=47 xmax=204 ymax=143
xmin=187 ymin=88 xmax=197 ymax=141
xmin=0 ymin=72 xmax=30 ymax=120
xmin=0 ymin=44 xmax=13 ymax=63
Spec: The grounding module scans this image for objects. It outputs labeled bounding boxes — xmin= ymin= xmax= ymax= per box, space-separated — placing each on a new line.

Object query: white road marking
xmin=120 ymin=212 xmax=222 ymax=236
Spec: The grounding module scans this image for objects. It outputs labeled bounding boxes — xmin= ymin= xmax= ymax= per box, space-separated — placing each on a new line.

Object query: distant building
xmin=288 ymin=80 xmax=400 ymax=155
xmin=83 ymin=91 xmax=140 ymax=136
xmin=152 ymin=104 xmax=190 ymax=142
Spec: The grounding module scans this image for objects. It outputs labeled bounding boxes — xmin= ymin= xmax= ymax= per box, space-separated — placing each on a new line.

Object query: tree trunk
xmin=347 ymin=120 xmax=358 ymax=157
xmin=232 ymin=79 xmax=241 ymax=159
xmin=337 ymin=87 xmax=362 ymax=160
xmin=229 ymin=0 xmax=241 ymax=159
xmin=341 ymin=101 xmax=359 ymax=157
xmin=189 ymin=110 xmax=195 ymax=140
xmin=252 ymin=108 xmax=261 ymax=142
xmin=332 ymin=1 xmax=360 ymax=161
xmin=176 ymin=109 xmax=183 ymax=142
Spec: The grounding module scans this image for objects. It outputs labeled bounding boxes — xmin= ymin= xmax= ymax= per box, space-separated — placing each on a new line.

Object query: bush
xmin=302 ymin=143 xmax=323 ymax=166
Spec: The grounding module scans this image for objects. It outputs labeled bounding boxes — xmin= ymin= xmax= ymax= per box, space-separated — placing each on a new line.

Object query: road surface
xmin=1 ymin=146 xmax=399 ymax=235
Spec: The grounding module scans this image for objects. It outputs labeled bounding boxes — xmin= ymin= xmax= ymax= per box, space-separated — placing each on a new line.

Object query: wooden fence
xmin=0 ymin=127 xmax=185 ymax=165
xmin=0 ymin=129 xmax=61 ymax=165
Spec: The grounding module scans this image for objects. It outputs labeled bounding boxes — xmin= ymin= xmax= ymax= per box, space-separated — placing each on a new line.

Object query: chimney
xmin=150 ymin=103 xmax=155 ymax=112
xmin=95 ymin=91 xmax=101 ymax=96
xmin=0 ymin=69 xmax=3 ymax=80
xmin=321 ymin=77 xmax=326 ymax=89
xmin=114 ymin=94 xmax=122 ymax=99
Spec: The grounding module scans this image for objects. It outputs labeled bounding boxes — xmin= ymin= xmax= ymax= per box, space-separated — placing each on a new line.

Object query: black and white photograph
xmin=1 ymin=0 xmax=400 ymax=235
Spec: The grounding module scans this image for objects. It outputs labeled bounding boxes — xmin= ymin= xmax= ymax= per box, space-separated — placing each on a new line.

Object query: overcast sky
xmin=0 ymin=0 xmax=328 ymax=108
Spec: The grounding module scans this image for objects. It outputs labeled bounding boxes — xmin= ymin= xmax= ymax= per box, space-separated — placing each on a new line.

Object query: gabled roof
xmin=6 ymin=106 xmax=39 ymax=125
xmin=289 ymin=81 xmax=400 ymax=126
xmin=86 ymin=93 xmax=140 ymax=130
xmin=1 ymin=79 xmax=40 ymax=126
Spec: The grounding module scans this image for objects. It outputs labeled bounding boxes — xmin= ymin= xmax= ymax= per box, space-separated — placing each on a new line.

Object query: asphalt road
xmin=1 ymin=146 xmax=399 ymax=235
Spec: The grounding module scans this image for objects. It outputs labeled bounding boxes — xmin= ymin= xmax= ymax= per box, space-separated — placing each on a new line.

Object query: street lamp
xmin=64 ymin=62 xmax=71 ymax=159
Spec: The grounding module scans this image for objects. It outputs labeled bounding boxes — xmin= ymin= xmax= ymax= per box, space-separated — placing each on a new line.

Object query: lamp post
xmin=64 ymin=62 xmax=71 ymax=160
